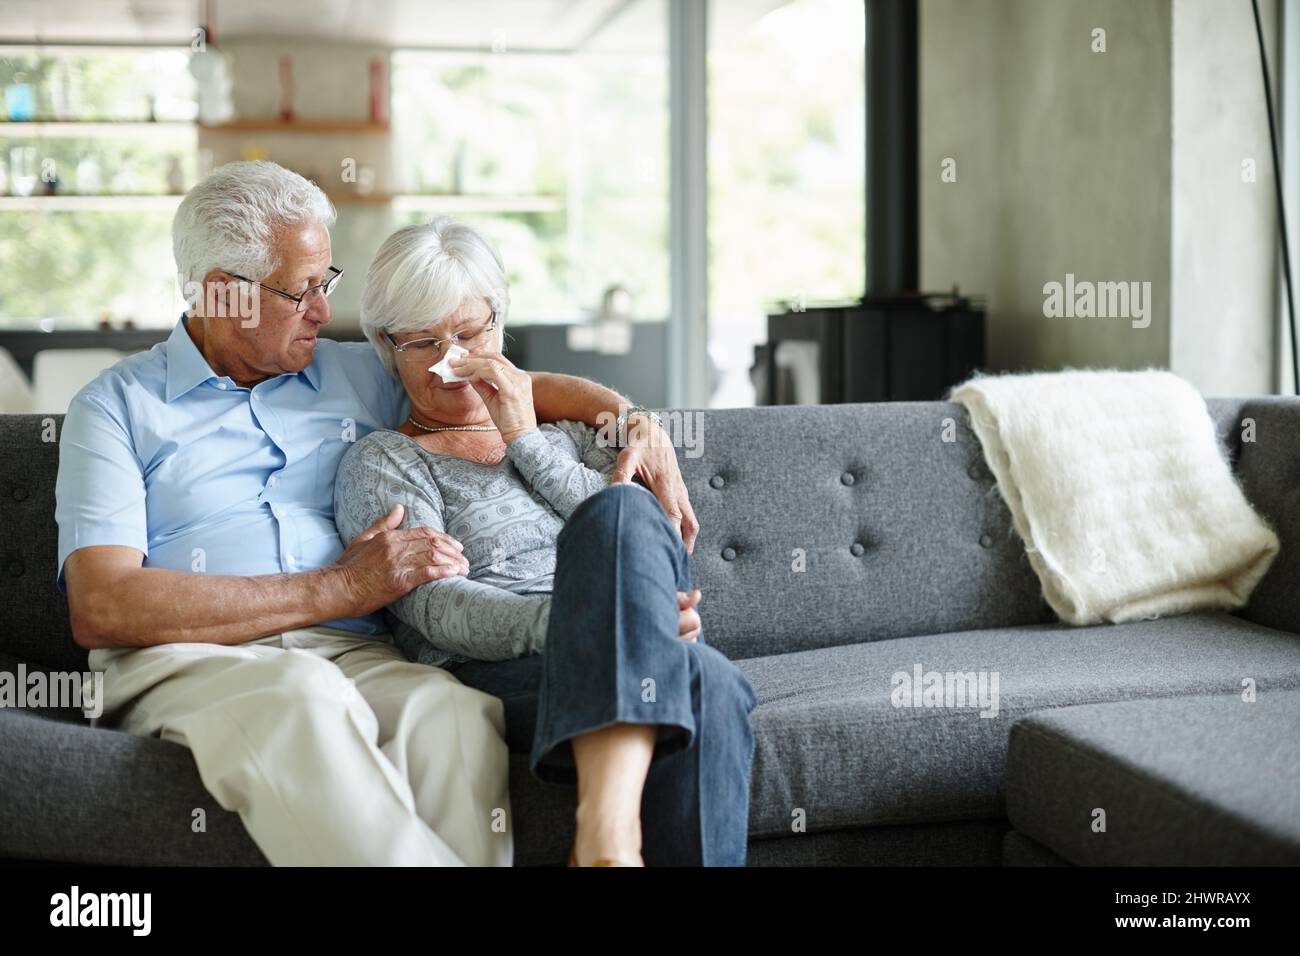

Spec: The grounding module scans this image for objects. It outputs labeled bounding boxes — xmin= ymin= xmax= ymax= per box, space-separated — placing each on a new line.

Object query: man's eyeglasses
xmin=230 ymin=266 xmax=343 ymax=313
xmin=384 ymin=312 xmax=498 ymax=360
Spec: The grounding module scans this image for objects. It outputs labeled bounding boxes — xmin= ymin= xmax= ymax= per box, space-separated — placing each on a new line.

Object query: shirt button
xmin=271 ymin=433 xmax=283 ymax=443
xmin=721 ymin=547 xmax=737 ymax=561
xmin=268 ymin=475 xmax=278 ymax=487
xmin=968 ymin=464 xmax=984 ymax=480
xmin=287 ymin=554 xmax=297 ymax=565
xmin=841 ymin=472 xmax=855 ymax=486
xmin=217 ymin=382 xmax=227 ymax=390
xmin=979 ymin=534 xmax=994 ymax=549
xmin=850 ymin=542 xmax=865 ymax=556
xmin=709 ymin=475 xmax=725 ymax=489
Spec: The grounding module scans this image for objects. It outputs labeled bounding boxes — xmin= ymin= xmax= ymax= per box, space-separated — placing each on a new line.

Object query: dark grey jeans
xmin=444 ymin=483 xmax=758 ymax=866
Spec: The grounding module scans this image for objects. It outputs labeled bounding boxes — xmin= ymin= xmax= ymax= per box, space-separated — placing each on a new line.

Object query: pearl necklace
xmin=407 ymin=415 xmax=498 ymax=434
xmin=406 ymin=415 xmax=505 ymax=465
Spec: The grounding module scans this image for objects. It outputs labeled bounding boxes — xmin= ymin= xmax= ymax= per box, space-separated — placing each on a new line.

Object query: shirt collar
xmin=164 ymin=314 xmax=217 ymax=402
xmin=299 ymin=351 xmax=322 ymax=391
xmin=165 ymin=313 xmax=322 ymax=401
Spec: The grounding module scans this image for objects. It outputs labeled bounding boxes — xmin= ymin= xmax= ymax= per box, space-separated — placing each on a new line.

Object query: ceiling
xmin=0 ymin=0 xmax=789 ymax=51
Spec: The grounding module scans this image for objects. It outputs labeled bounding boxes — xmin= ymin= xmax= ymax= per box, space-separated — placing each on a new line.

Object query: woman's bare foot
xmin=571 ymin=801 xmax=645 ymax=866
xmin=569 ymin=722 xmax=655 ymax=865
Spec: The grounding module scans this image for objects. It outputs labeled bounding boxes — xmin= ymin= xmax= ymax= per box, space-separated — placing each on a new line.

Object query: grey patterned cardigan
xmin=333 ymin=421 xmax=619 ymax=668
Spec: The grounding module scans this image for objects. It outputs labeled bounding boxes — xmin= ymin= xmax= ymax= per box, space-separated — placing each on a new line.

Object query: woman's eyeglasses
xmin=229 ymin=266 xmax=343 ymax=313
xmin=385 ymin=313 xmax=498 ymax=359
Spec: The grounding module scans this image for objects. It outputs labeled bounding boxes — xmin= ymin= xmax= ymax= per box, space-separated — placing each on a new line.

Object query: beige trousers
xmin=87 ymin=627 xmax=512 ymax=867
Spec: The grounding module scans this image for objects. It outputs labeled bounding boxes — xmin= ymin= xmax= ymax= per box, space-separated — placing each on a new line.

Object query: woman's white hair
xmin=172 ymin=160 xmax=336 ymax=289
xmin=361 ymin=216 xmax=510 ymax=378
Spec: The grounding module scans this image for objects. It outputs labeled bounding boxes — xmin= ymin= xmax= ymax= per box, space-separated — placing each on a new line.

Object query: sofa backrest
xmin=678 ymin=402 xmax=1055 ymax=659
xmin=681 ymin=398 xmax=1297 ymax=660
xmin=1224 ymin=397 xmax=1300 ymax=637
xmin=0 ymin=414 xmax=80 ymax=672
xmin=1 ymin=398 xmax=1293 ymax=671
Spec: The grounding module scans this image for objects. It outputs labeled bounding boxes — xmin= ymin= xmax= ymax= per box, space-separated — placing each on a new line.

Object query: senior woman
xmin=333 ymin=217 xmax=757 ymax=867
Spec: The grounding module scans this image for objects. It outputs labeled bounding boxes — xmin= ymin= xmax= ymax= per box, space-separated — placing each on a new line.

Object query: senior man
xmin=55 ymin=160 xmax=698 ymax=867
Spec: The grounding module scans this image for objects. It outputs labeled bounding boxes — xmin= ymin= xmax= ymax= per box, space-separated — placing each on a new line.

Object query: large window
xmin=391 ymin=6 xmax=670 ymax=325
xmin=390 ymin=0 xmax=863 ymax=407
xmin=0 ymin=48 xmax=197 ymax=329
xmin=707 ymin=0 xmax=865 ymax=406
xmin=0 ymin=2 xmax=867 ymax=409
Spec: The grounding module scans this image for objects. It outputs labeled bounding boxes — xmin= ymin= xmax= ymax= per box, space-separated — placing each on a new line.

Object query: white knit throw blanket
xmin=950 ymin=370 xmax=1279 ymax=625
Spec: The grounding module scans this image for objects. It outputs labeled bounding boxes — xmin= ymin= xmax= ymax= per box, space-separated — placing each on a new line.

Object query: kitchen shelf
xmin=0 ymin=194 xmax=183 ymax=211
xmin=0 ymin=192 xmax=563 ymax=214
xmin=392 ymin=193 xmax=564 ymax=213
xmin=327 ymin=192 xmax=395 ymax=205
xmin=199 ymin=119 xmax=390 ymax=134
xmin=0 ymin=120 xmax=195 ymax=138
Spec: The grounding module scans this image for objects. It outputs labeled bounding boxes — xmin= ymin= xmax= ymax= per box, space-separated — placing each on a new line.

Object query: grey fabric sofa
xmin=2 ymin=398 xmax=1298 ymax=866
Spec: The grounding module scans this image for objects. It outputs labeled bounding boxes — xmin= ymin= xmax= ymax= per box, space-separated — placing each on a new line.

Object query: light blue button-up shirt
xmin=55 ymin=315 xmax=411 ymax=635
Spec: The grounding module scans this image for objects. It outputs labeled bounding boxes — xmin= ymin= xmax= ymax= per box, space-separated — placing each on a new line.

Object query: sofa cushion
xmin=0 ymin=707 xmax=266 ymax=865
xmin=730 ymin=611 xmax=1300 ymax=839
xmin=0 ymin=705 xmax=587 ymax=867
xmin=1004 ymin=690 xmax=1300 ymax=865
xmin=6 ymin=610 xmax=1298 ymax=866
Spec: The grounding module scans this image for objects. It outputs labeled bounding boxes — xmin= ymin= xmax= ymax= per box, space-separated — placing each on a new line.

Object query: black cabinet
xmin=754 ymin=293 xmax=985 ymax=404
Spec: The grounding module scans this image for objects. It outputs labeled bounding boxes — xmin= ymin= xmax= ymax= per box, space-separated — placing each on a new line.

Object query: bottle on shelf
xmin=75 ymin=156 xmax=102 ymax=196
xmin=8 ymin=146 xmax=37 ymax=197
xmin=167 ymin=156 xmax=184 ymax=194
xmin=369 ymin=58 xmax=386 ymax=124
xmin=278 ymin=55 xmax=296 ymax=123
xmin=4 ymin=74 xmax=35 ymax=122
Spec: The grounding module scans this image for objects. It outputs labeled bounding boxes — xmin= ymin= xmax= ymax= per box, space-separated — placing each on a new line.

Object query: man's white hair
xmin=172 ymin=160 xmax=336 ymax=290
xmin=361 ymin=216 xmax=510 ymax=378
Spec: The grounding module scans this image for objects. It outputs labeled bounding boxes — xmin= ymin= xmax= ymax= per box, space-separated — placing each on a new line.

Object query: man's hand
xmin=610 ymin=415 xmax=700 ymax=554
xmin=526 ymin=373 xmax=703 ymax=551
xmin=332 ymin=504 xmax=470 ymax=615
xmin=677 ymin=589 xmax=702 ymax=642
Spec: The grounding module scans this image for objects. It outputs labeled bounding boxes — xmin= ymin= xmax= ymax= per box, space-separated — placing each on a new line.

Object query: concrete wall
xmin=920 ymin=0 xmax=1281 ymax=394
xmin=1170 ymin=0 xmax=1278 ymax=395
xmin=920 ymin=0 xmax=1172 ymax=374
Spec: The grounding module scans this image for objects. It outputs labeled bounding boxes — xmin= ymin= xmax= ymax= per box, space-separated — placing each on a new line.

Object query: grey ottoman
xmin=1004 ymin=691 xmax=1300 ymax=866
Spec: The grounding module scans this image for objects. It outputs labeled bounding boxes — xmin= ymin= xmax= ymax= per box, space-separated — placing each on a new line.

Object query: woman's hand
xmin=677 ymin=589 xmax=702 ymax=642
xmin=449 ymin=350 xmax=539 ymax=444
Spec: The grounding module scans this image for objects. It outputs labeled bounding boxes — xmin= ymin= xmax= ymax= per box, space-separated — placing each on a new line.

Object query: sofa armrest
xmin=1225 ymin=397 xmax=1300 ymax=635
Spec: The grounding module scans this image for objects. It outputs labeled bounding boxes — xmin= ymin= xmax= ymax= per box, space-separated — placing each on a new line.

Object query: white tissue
xmin=429 ymin=344 xmax=470 ymax=382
